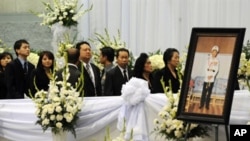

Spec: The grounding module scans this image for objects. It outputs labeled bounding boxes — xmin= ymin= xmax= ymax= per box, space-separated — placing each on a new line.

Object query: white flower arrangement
xmin=91 ymin=29 xmax=135 ymax=70
xmin=104 ymin=121 xmax=133 ymax=141
xmin=33 ymin=0 xmax=92 ymax=27
xmin=238 ymin=40 xmax=250 ymax=90
xmin=153 ymin=78 xmax=210 ymax=140
xmin=92 ymin=29 xmax=126 ymax=51
xmin=31 ymin=51 xmax=83 ymax=137
xmin=149 ymin=54 xmax=165 ymax=71
xmin=0 ymin=38 xmax=12 ymax=53
xmin=148 ymin=48 xmax=187 ymax=73
xmin=27 ymin=52 xmax=39 ymax=67
xmin=57 ymin=34 xmax=75 ymax=58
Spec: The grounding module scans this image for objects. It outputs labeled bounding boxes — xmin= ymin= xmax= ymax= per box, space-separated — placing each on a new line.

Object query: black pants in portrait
xmin=200 ymin=82 xmax=214 ymax=109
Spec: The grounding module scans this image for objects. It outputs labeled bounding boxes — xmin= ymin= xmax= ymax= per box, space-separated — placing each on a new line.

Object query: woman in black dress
xmin=0 ymin=52 xmax=13 ymax=99
xmin=152 ymin=48 xmax=182 ymax=93
xmin=29 ymin=51 xmax=55 ymax=97
xmin=133 ymin=53 xmax=154 ymax=92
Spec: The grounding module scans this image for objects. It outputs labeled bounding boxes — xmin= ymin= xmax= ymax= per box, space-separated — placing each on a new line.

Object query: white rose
xmin=42 ymin=108 xmax=48 ymax=115
xmin=59 ymin=21 xmax=63 ymax=25
xmin=160 ymin=123 xmax=166 ymax=130
xmin=59 ymin=16 xmax=63 ymax=20
xmin=55 ymin=106 xmax=62 ymax=113
xmin=47 ymin=106 xmax=54 ymax=114
xmin=56 ymin=114 xmax=63 ymax=121
xmin=66 ymin=44 xmax=73 ymax=48
xmin=63 ymin=12 xmax=68 ymax=16
xmin=56 ymin=122 xmax=63 ymax=128
xmin=64 ymin=113 xmax=73 ymax=122
xmin=42 ymin=118 xmax=49 ymax=125
xmin=66 ymin=105 xmax=73 ymax=112
xmin=53 ymin=96 xmax=60 ymax=102
xmin=72 ymin=16 xmax=77 ymax=21
xmin=0 ymin=48 xmax=4 ymax=53
xmin=35 ymin=109 xmax=40 ymax=116
xmin=50 ymin=115 xmax=55 ymax=120
xmin=166 ymin=128 xmax=172 ymax=134
xmin=174 ymin=130 xmax=183 ymax=138
xmin=154 ymin=119 xmax=159 ymax=125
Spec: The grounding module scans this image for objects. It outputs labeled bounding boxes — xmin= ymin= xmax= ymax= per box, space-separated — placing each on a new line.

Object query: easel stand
xmin=184 ymin=123 xmax=229 ymax=141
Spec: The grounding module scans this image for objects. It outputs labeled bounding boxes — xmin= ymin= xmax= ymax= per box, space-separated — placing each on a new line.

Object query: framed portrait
xmin=176 ymin=28 xmax=246 ymax=124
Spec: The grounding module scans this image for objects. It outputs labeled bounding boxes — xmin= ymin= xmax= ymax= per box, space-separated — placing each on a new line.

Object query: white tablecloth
xmin=0 ymin=91 xmax=250 ymax=141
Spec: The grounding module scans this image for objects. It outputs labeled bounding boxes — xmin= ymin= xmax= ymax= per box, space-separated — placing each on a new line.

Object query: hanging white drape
xmin=78 ymin=0 xmax=250 ymax=57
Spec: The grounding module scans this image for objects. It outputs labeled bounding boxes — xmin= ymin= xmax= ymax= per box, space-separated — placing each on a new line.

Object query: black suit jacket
xmin=29 ymin=68 xmax=50 ymax=97
xmin=78 ymin=62 xmax=102 ymax=97
xmin=5 ymin=58 xmax=35 ymax=99
xmin=56 ymin=64 xmax=81 ymax=88
xmin=104 ymin=66 xmax=133 ymax=96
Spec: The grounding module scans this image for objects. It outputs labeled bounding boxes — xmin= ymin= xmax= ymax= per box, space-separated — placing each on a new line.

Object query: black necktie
xmin=24 ymin=62 xmax=28 ymax=74
xmin=123 ymin=69 xmax=128 ymax=82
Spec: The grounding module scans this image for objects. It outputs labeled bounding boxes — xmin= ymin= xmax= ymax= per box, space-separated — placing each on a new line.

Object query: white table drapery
xmin=0 ymin=94 xmax=166 ymax=141
xmin=0 ymin=90 xmax=250 ymax=141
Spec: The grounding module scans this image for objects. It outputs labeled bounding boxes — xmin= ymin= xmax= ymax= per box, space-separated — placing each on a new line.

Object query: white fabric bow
xmin=118 ymin=77 xmax=150 ymax=141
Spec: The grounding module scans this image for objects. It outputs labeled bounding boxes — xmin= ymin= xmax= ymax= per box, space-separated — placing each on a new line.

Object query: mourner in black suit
xmin=5 ymin=39 xmax=35 ymax=99
xmin=56 ymin=48 xmax=82 ymax=90
xmin=29 ymin=51 xmax=54 ymax=97
xmin=104 ymin=48 xmax=132 ymax=96
xmin=99 ymin=46 xmax=115 ymax=95
xmin=76 ymin=41 xmax=101 ymax=97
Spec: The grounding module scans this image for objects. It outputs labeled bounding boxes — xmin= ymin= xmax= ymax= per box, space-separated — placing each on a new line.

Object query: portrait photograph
xmin=177 ymin=28 xmax=246 ymax=124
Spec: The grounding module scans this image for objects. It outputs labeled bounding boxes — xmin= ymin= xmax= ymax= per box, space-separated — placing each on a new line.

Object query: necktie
xmin=24 ymin=62 xmax=28 ymax=74
xmin=86 ymin=64 xmax=94 ymax=84
xmin=123 ymin=69 xmax=128 ymax=82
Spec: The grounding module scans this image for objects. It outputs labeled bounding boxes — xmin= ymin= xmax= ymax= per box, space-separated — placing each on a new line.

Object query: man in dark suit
xmin=56 ymin=48 xmax=82 ymax=90
xmin=104 ymin=48 xmax=133 ymax=96
xmin=76 ymin=41 xmax=101 ymax=97
xmin=5 ymin=39 xmax=35 ymax=99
